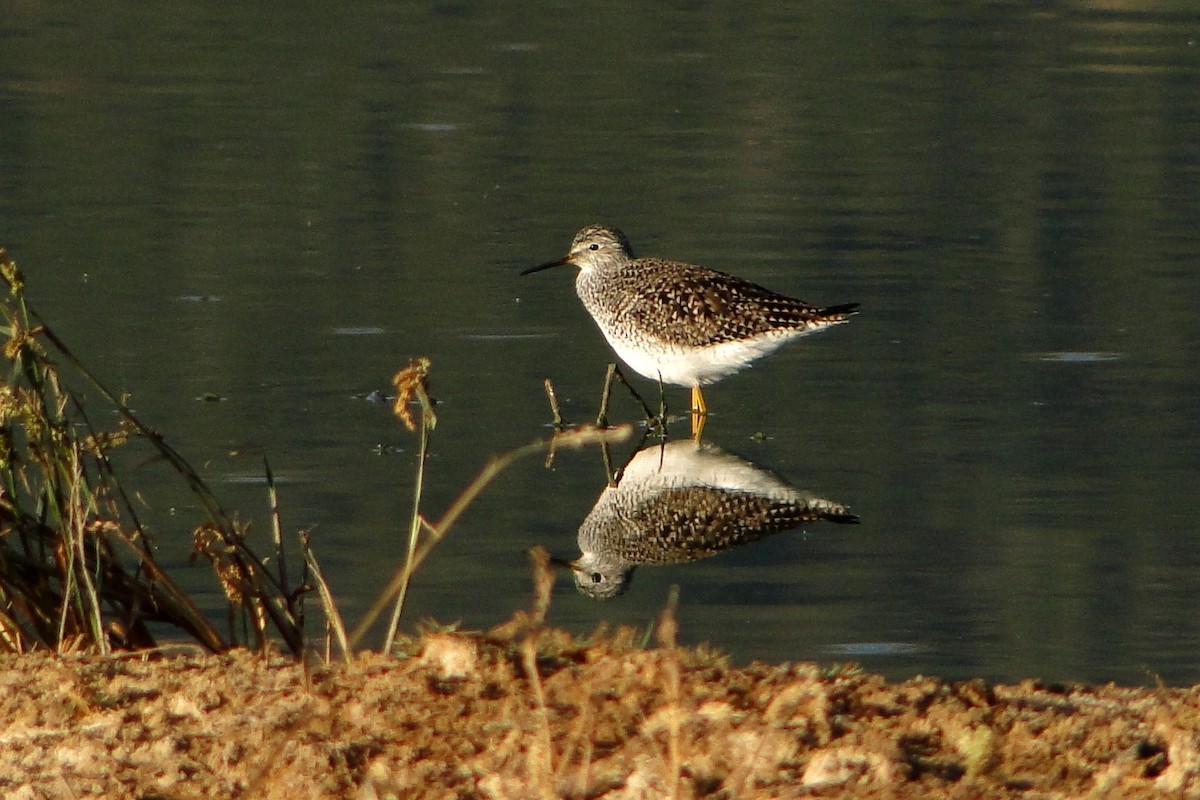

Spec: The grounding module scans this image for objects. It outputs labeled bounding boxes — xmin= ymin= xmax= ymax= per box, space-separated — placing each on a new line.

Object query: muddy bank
xmin=1 ymin=623 xmax=1196 ymax=799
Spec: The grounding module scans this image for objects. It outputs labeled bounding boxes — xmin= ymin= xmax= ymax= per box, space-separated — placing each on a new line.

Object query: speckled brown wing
xmin=607 ymin=486 xmax=860 ymax=566
xmin=614 ymin=260 xmax=857 ymax=348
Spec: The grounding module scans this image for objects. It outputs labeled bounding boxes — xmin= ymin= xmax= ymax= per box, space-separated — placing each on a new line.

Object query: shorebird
xmin=557 ymin=439 xmax=859 ymax=599
xmin=522 ymin=225 xmax=858 ymax=420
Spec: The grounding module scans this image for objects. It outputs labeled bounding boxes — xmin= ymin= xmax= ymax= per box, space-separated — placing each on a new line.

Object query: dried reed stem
xmin=302 ymin=534 xmax=351 ymax=663
xmin=656 ymin=585 xmax=683 ymax=800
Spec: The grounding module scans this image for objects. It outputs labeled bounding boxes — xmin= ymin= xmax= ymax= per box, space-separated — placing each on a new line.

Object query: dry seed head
xmin=392 ymin=356 xmax=434 ymax=432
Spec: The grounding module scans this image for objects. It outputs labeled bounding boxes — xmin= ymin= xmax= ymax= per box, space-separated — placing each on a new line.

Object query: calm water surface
xmin=2 ymin=3 xmax=1199 ymax=684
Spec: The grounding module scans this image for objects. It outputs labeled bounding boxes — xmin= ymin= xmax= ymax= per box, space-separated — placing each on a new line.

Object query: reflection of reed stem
xmin=599 ymin=435 xmax=617 ymax=488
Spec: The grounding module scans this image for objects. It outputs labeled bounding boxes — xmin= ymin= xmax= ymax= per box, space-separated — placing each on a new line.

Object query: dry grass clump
xmin=0 ymin=249 xmax=272 ymax=655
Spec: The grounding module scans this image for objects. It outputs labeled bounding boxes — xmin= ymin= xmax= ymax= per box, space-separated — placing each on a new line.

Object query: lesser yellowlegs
xmin=557 ymin=439 xmax=859 ymax=599
xmin=522 ymin=225 xmax=859 ymax=419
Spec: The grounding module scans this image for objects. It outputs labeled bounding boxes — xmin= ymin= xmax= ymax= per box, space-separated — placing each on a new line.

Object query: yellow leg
xmin=690 ymin=385 xmax=707 ymax=440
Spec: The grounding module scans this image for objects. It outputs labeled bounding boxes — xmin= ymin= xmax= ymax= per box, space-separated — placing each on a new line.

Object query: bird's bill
xmin=547 ymin=554 xmax=581 ymax=572
xmin=520 ymin=256 xmax=570 ymax=276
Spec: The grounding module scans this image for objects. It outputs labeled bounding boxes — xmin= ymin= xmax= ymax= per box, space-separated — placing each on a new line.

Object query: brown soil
xmin=1 ymin=620 xmax=1196 ymax=799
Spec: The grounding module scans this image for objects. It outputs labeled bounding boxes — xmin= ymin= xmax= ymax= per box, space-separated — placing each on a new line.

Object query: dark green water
xmin=3 ymin=2 xmax=1199 ymax=683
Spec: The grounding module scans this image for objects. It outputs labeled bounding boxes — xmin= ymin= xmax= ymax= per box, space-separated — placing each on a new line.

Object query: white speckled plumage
xmin=524 ymin=225 xmax=858 ymax=395
xmin=568 ymin=440 xmax=860 ymax=599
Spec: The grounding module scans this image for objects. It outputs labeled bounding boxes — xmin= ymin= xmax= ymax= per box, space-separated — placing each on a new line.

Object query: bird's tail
xmin=801 ymin=495 xmax=861 ymax=525
xmin=817 ymin=302 xmax=860 ymax=323
xmin=821 ymin=508 xmax=861 ymax=524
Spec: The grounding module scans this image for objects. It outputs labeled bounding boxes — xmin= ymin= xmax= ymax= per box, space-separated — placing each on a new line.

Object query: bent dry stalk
xmin=346 ymin=360 xmax=633 ymax=652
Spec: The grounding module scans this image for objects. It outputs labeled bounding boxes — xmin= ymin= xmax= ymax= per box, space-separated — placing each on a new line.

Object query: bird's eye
xmin=590 ymin=573 xmax=602 ymax=583
xmin=589 ymin=243 xmax=599 ymax=251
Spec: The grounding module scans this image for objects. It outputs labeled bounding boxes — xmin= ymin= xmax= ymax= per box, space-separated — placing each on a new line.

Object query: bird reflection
xmin=561 ymin=439 xmax=859 ymax=600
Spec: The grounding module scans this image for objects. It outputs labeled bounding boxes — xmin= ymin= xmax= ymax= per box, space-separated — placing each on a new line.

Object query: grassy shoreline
xmin=2 ymin=619 xmax=1195 ymax=799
